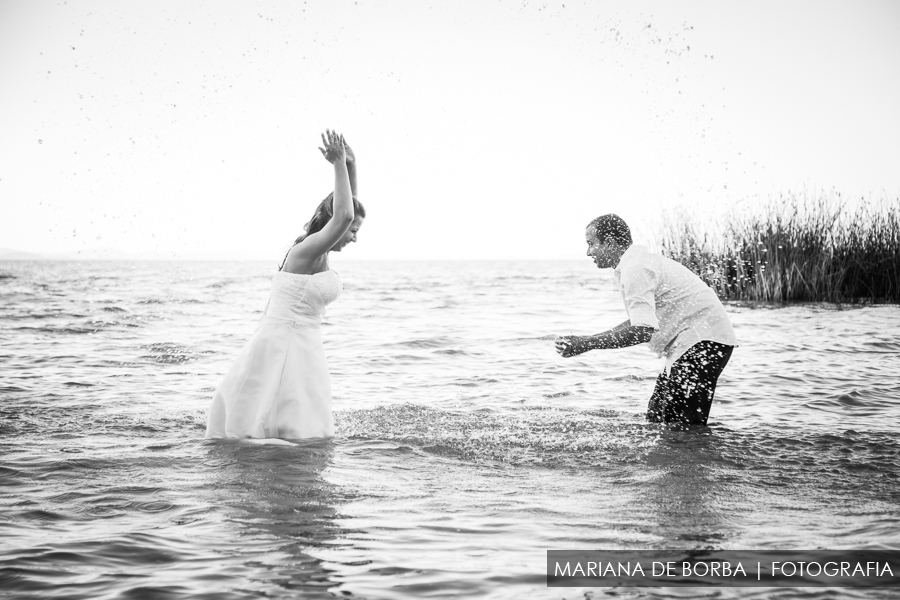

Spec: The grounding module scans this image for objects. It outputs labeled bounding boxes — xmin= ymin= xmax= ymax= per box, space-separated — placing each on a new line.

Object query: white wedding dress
xmin=205 ymin=270 xmax=342 ymax=439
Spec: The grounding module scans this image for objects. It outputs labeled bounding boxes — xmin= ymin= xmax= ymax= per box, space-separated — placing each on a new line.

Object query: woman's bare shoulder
xmin=281 ymin=242 xmax=327 ymax=275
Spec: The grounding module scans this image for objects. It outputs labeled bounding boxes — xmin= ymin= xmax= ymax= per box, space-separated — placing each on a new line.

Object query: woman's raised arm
xmin=344 ymin=139 xmax=358 ymax=198
xmin=292 ymin=131 xmax=355 ymax=260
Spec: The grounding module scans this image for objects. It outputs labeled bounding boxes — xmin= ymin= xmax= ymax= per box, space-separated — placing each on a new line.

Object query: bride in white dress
xmin=206 ymin=130 xmax=365 ymax=439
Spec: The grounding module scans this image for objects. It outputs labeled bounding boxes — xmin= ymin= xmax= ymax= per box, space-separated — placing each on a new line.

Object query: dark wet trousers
xmin=647 ymin=341 xmax=734 ymax=425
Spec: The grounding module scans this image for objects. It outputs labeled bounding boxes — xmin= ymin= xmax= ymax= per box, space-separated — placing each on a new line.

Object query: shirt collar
xmin=614 ymin=243 xmax=642 ymax=272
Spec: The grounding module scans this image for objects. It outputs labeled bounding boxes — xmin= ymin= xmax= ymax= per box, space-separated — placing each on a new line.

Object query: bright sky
xmin=1 ymin=0 xmax=899 ymax=260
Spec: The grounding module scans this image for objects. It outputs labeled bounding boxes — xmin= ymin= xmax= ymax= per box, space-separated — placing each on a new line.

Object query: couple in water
xmin=205 ymin=130 xmax=737 ymax=440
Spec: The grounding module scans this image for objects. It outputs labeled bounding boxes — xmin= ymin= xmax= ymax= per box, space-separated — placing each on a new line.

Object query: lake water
xmin=1 ymin=259 xmax=899 ymax=599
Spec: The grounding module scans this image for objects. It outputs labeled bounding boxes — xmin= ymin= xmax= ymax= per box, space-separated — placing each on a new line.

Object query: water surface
xmin=1 ymin=260 xmax=898 ymax=599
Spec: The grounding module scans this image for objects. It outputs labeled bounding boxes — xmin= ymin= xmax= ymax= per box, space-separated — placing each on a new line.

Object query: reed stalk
xmin=655 ymin=193 xmax=900 ymax=303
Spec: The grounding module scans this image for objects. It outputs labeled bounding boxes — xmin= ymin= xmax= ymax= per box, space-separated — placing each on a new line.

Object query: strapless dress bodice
xmin=264 ymin=270 xmax=342 ymax=322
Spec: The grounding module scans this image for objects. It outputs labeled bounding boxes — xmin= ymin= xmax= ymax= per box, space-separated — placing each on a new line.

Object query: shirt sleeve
xmin=619 ymin=261 xmax=660 ymax=330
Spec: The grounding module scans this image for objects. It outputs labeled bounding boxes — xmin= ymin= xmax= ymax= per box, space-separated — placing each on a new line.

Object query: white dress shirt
xmin=614 ymin=244 xmax=738 ymax=370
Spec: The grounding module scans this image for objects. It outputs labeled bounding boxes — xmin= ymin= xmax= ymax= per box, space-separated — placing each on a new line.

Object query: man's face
xmin=585 ymin=227 xmax=618 ymax=269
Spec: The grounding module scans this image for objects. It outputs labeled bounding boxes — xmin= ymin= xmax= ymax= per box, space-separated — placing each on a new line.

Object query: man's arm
xmin=555 ymin=320 xmax=655 ymax=358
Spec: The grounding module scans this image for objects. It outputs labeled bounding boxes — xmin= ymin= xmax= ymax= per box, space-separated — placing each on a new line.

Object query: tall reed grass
xmin=656 ymin=193 xmax=900 ymax=303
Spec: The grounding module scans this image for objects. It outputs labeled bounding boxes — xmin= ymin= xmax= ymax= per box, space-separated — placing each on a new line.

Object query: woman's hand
xmin=555 ymin=335 xmax=590 ymax=358
xmin=318 ymin=129 xmax=347 ymax=165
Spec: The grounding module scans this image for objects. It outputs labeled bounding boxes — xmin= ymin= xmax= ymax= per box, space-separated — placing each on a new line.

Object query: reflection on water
xmin=639 ymin=430 xmax=734 ymax=550
xmin=1 ymin=260 xmax=899 ymax=600
xmin=204 ymin=440 xmax=344 ymax=598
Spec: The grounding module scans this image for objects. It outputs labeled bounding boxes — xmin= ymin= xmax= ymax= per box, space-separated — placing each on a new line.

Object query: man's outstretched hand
xmin=555 ymin=335 xmax=590 ymax=358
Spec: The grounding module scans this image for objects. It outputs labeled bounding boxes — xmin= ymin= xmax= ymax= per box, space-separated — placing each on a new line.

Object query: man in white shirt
xmin=555 ymin=214 xmax=738 ymax=425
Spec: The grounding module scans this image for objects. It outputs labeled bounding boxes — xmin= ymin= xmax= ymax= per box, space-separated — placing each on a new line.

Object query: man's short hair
xmin=587 ymin=214 xmax=632 ymax=246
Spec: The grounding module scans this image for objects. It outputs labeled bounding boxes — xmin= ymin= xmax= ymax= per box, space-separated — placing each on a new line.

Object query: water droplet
xmin=38 ymin=139 xmax=43 ymax=144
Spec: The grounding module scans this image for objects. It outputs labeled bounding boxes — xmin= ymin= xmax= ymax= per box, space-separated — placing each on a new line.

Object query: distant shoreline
xmin=0 ymin=255 xmax=585 ymax=262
